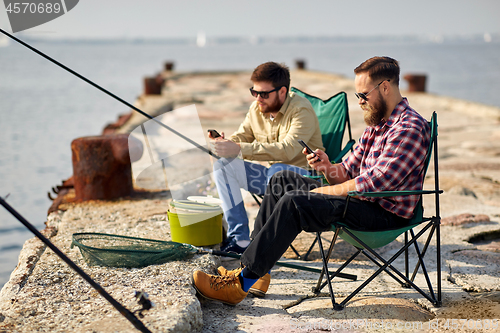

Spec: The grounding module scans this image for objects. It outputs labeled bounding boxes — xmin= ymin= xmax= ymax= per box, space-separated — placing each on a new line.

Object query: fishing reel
xmin=134 ymin=290 xmax=155 ymax=318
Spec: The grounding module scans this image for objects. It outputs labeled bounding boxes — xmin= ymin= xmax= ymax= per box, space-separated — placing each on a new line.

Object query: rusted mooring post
xmin=404 ymin=74 xmax=427 ymax=92
xmin=144 ymin=74 xmax=165 ymax=95
xmin=295 ymin=59 xmax=306 ymax=70
xmin=165 ymin=62 xmax=175 ymax=71
xmin=71 ymin=134 xmax=143 ymax=201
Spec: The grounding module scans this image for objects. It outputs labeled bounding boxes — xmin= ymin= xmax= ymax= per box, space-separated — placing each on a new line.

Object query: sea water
xmin=1 ymin=37 xmax=500 ymax=289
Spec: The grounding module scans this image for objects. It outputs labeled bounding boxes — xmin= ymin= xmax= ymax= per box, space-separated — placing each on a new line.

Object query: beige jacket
xmin=228 ymin=92 xmax=324 ymax=168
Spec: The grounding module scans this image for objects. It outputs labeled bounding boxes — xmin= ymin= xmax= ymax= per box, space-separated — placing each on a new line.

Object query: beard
xmin=258 ymin=94 xmax=282 ymax=113
xmin=361 ymin=94 xmax=387 ymax=126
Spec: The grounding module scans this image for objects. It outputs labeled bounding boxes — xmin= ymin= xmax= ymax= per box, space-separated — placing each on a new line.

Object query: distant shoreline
xmin=12 ymin=33 xmax=500 ymax=45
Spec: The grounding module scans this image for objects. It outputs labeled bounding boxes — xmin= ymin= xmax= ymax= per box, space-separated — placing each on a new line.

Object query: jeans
xmin=213 ymin=158 xmax=310 ymax=241
xmin=240 ymin=170 xmax=410 ymax=277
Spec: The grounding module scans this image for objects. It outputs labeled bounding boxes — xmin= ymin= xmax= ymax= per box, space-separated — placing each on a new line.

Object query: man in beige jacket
xmin=210 ymin=61 xmax=323 ymax=254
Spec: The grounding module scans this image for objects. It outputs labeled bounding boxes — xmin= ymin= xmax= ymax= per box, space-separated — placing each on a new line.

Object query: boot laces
xmin=210 ymin=274 xmax=239 ymax=291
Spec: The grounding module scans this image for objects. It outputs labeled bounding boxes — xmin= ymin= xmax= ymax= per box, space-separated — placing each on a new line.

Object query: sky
xmin=1 ymin=0 xmax=500 ymax=39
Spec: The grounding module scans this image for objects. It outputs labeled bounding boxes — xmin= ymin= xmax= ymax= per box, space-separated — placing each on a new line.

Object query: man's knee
xmin=267 ymin=163 xmax=287 ymax=177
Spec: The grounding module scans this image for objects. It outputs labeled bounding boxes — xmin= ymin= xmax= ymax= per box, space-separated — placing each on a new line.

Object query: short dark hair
xmin=354 ymin=56 xmax=400 ymax=86
xmin=251 ymin=62 xmax=290 ymax=90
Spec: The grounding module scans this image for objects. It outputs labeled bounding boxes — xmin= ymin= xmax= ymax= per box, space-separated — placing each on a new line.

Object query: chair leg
xmin=360 ymin=250 xmax=407 ymax=286
xmin=409 ymin=229 xmax=436 ymax=301
xmin=317 ymin=249 xmax=361 ymax=292
xmin=251 ymin=193 xmax=262 ymax=206
xmin=436 ymin=219 xmax=442 ymax=307
xmin=405 ymin=231 xmax=409 ymax=282
xmin=315 ymin=231 xmax=343 ymax=310
xmin=288 ymin=244 xmax=302 ymax=258
xmin=302 ymin=236 xmax=318 ymax=261
xmin=338 ymin=224 xmax=439 ymax=307
xmin=410 ymin=225 xmax=435 ymax=282
xmin=315 ymin=229 xmax=339 ymax=292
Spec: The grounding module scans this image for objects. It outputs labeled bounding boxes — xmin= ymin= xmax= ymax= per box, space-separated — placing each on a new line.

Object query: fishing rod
xmin=0 ymin=28 xmax=218 ymax=160
xmin=0 ymin=196 xmax=152 ymax=333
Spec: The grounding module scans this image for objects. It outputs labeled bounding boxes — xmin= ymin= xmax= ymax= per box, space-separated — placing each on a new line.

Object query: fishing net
xmin=71 ymin=233 xmax=198 ymax=268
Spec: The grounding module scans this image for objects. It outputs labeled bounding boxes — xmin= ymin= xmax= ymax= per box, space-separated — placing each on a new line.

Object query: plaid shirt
xmin=341 ymin=98 xmax=430 ymax=219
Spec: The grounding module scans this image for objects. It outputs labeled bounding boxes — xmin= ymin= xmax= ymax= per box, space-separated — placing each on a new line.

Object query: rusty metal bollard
xmin=295 ymin=59 xmax=306 ymax=70
xmin=71 ymin=134 xmax=143 ymax=201
xmin=144 ymin=74 xmax=165 ymax=95
xmin=165 ymin=62 xmax=174 ymax=71
xmin=404 ymin=74 xmax=427 ymax=92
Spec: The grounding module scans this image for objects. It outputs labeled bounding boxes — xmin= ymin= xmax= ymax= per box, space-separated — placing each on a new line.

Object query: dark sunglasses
xmin=249 ymin=86 xmax=282 ymax=99
xmin=355 ymin=79 xmax=390 ymax=101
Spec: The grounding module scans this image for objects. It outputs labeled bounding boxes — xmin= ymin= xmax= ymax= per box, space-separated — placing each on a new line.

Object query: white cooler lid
xmin=187 ymin=195 xmax=222 ymax=206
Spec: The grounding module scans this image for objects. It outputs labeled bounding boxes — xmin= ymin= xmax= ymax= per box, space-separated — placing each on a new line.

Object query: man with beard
xmin=193 ymin=56 xmax=431 ymax=305
xmin=210 ymin=62 xmax=324 ymax=254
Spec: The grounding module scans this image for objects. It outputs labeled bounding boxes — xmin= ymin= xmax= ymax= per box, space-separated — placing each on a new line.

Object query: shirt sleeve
xmin=238 ymin=106 xmax=318 ymax=162
xmin=354 ymin=125 xmax=428 ymax=193
xmin=228 ymin=112 xmax=255 ymax=143
xmin=341 ymin=129 xmax=367 ymax=179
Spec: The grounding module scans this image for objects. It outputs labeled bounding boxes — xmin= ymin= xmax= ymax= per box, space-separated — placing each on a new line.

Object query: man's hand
xmin=310 ymin=179 xmax=357 ymax=197
xmin=304 ymin=148 xmax=331 ymax=173
xmin=304 ymin=148 xmax=352 ymax=186
xmin=208 ymin=131 xmax=225 ymax=140
xmin=212 ymin=138 xmax=241 ymax=158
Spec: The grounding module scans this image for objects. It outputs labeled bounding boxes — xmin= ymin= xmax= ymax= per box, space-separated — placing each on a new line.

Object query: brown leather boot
xmin=217 ymin=266 xmax=271 ymax=297
xmin=192 ymin=270 xmax=248 ymax=305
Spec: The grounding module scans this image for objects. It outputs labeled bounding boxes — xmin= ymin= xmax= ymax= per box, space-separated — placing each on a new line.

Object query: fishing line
xmin=0 ymin=197 xmax=152 ymax=333
xmin=0 ymin=28 xmax=218 ymax=160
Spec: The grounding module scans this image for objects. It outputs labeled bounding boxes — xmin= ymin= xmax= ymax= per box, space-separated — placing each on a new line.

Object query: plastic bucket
xmin=167 ymin=200 xmax=222 ymax=246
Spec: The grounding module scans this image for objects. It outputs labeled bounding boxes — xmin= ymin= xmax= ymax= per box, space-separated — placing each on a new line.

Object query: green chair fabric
xmin=291 ymin=87 xmax=355 ymax=163
xmin=331 ymin=223 xmax=419 ymax=249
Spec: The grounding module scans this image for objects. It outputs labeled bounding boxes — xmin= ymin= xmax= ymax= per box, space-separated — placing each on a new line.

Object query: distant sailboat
xmin=484 ymin=33 xmax=492 ymax=43
xmin=197 ymin=31 xmax=206 ymax=48
xmin=0 ymin=33 xmax=9 ymax=47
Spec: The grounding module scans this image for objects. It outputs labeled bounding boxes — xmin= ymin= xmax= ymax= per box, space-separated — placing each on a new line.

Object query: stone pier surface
xmin=2 ymin=69 xmax=500 ymax=332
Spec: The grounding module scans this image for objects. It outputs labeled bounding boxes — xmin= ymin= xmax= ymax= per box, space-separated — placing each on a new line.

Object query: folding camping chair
xmin=251 ymin=88 xmax=355 ymax=259
xmin=313 ymin=111 xmax=442 ymax=310
xmin=290 ymin=87 xmax=354 ymax=165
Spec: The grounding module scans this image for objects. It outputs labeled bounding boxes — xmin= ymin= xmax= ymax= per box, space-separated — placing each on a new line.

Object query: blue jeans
xmin=213 ymin=158 xmax=310 ymax=241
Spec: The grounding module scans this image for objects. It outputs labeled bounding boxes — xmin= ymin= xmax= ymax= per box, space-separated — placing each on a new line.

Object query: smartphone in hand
xmin=208 ymin=129 xmax=221 ymax=138
xmin=298 ymin=139 xmax=321 ymax=162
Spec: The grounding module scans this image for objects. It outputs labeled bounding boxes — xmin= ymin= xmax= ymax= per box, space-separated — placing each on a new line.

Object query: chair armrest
xmin=348 ymin=190 xmax=443 ymax=198
xmin=332 ymin=139 xmax=356 ymax=164
xmin=304 ymin=175 xmax=323 ymax=180
xmin=304 ymin=174 xmax=329 ymax=185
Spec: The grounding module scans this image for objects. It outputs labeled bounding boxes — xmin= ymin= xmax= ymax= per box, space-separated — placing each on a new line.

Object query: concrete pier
xmin=1 ymin=69 xmax=500 ymax=332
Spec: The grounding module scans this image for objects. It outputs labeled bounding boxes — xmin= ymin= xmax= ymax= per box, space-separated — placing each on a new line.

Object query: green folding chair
xmin=290 ymin=87 xmax=355 ymax=164
xmin=288 ymin=87 xmax=354 ymax=260
xmin=313 ymin=111 xmax=442 ymax=310
xmin=251 ymin=88 xmax=355 ymax=260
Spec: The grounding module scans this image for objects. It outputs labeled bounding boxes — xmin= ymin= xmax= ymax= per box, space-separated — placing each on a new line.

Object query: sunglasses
xmin=355 ymin=79 xmax=390 ymax=101
xmin=249 ymin=86 xmax=282 ymax=99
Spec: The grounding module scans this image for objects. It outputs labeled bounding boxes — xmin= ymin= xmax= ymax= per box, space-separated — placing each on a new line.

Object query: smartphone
xmin=208 ymin=129 xmax=221 ymax=138
xmin=298 ymin=139 xmax=321 ymax=161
